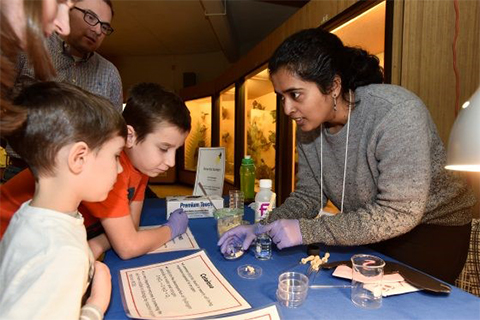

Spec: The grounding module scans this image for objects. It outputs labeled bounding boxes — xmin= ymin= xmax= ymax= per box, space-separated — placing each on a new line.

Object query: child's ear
xmin=68 ymin=142 xmax=90 ymax=174
xmin=126 ymin=125 xmax=136 ymax=148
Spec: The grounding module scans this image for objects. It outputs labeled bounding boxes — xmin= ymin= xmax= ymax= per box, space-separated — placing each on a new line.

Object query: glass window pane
xmin=245 ymin=67 xmax=276 ymax=190
xmin=184 ymin=97 xmax=212 ymax=171
xmin=219 ymin=86 xmax=235 ymax=184
xmin=331 ymin=1 xmax=386 ymax=68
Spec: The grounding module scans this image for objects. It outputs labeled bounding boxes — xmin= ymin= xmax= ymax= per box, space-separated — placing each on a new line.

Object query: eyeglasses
xmin=73 ymin=7 xmax=114 ymax=36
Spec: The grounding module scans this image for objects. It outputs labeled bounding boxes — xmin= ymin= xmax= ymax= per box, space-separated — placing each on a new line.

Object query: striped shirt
xmin=15 ymin=33 xmax=123 ymax=110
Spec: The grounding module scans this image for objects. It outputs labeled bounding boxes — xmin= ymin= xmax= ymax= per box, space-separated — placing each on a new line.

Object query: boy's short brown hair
xmin=122 ymin=83 xmax=191 ymax=143
xmin=8 ymin=82 xmax=127 ymax=178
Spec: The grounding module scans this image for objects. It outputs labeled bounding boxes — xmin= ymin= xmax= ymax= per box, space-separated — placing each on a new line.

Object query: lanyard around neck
xmin=319 ymin=90 xmax=354 ymax=215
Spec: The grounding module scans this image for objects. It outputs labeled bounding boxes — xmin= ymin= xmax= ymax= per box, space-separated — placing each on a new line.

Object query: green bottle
xmin=240 ymin=155 xmax=256 ymax=202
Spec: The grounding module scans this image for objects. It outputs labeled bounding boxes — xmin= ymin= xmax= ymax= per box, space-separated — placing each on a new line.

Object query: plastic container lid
xmin=242 ymin=156 xmax=254 ymax=165
xmin=259 ymin=179 xmax=272 ymax=188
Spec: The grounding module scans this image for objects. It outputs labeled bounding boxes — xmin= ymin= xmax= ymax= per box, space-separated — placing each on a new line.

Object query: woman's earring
xmin=333 ymin=95 xmax=337 ymax=111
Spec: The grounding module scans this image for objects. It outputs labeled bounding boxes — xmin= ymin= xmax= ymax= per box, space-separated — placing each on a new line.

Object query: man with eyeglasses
xmin=4 ymin=0 xmax=122 ymax=183
xmin=14 ymin=0 xmax=121 ymax=110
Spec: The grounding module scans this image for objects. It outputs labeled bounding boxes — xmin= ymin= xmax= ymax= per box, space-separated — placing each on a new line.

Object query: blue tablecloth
xmin=104 ymin=199 xmax=480 ymax=319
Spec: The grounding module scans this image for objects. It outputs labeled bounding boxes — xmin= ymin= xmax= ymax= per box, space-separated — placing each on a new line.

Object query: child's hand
xmin=165 ymin=208 xmax=189 ymax=239
xmin=86 ymin=261 xmax=112 ymax=314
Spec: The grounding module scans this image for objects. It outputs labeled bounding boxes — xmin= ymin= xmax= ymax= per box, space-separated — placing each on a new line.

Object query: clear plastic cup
xmin=276 ymin=272 xmax=309 ymax=308
xmin=351 ymin=254 xmax=385 ymax=309
xmin=214 ymin=208 xmax=245 ymax=260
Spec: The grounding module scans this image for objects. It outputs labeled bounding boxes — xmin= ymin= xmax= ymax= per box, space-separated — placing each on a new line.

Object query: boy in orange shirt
xmin=0 ymin=83 xmax=191 ymax=259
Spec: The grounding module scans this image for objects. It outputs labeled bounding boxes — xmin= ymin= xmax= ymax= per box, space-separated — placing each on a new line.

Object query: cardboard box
xmin=166 ymin=195 xmax=224 ymax=218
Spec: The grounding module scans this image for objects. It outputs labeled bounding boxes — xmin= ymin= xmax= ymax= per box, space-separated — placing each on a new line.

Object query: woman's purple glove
xmin=217 ymin=224 xmax=267 ymax=254
xmin=264 ymin=219 xmax=302 ymax=249
xmin=165 ymin=208 xmax=188 ymax=239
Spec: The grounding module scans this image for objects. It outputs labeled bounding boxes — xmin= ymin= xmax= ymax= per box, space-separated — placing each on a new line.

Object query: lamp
xmin=445 ymin=87 xmax=480 ymax=172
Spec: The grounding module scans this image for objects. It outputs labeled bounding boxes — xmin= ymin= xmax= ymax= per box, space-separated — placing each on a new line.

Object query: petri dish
xmin=223 ymin=247 xmax=244 ymax=260
xmin=223 ymin=242 xmax=244 ymax=260
xmin=237 ymin=264 xmax=262 ymax=279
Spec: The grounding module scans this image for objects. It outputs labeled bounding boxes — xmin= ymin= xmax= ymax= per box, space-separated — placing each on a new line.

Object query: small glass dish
xmin=237 ymin=264 xmax=262 ymax=279
xmin=223 ymin=242 xmax=245 ymax=260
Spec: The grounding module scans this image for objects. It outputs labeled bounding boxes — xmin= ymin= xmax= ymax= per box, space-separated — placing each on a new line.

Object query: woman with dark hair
xmin=0 ymin=0 xmax=75 ymax=135
xmin=219 ymin=28 xmax=476 ymax=284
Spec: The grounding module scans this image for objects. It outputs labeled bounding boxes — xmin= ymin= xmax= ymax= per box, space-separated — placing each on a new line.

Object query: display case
xmin=331 ymin=1 xmax=386 ymax=67
xmin=184 ymin=96 xmax=212 ymax=171
xmin=219 ymin=85 xmax=235 ymax=183
xmin=244 ymin=67 xmax=276 ymax=190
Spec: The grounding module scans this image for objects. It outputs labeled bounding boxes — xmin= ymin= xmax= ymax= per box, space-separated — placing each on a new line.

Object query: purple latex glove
xmin=165 ymin=208 xmax=188 ymax=239
xmin=217 ymin=223 xmax=267 ymax=254
xmin=264 ymin=219 xmax=302 ymax=249
xmin=220 ymin=235 xmax=244 ymax=256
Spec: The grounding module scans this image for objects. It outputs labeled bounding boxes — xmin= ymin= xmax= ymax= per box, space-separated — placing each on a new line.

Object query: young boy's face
xmin=127 ymin=123 xmax=189 ymax=177
xmin=84 ymin=135 xmax=125 ymax=201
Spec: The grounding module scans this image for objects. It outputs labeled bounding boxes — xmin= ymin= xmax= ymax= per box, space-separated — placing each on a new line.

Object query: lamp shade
xmin=445 ymin=87 xmax=480 ymax=172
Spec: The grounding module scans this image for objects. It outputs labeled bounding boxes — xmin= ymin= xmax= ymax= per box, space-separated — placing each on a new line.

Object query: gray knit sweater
xmin=267 ymin=84 xmax=476 ymax=246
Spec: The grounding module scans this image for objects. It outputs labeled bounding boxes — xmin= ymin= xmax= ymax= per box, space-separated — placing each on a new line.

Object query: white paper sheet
xmin=211 ymin=304 xmax=281 ymax=320
xmin=333 ymin=265 xmax=421 ymax=296
xmin=119 ymin=251 xmax=251 ymax=319
xmin=139 ymin=226 xmax=200 ymax=254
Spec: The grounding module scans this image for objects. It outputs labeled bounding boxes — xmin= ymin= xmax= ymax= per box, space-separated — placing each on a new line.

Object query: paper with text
xmin=139 ymin=226 xmax=200 ymax=254
xmin=119 ymin=251 xmax=251 ymax=319
xmin=193 ymin=147 xmax=225 ymax=196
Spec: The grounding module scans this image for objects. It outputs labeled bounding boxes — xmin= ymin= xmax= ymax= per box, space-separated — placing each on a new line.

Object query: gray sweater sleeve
xmin=271 ymin=98 xmax=435 ymax=246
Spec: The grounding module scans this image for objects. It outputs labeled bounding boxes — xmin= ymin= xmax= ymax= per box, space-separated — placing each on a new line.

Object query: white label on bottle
xmin=255 ymin=202 xmax=272 ymax=222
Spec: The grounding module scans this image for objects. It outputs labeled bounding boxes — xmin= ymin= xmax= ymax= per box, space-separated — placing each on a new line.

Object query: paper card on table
xmin=210 ymin=304 xmax=281 ymax=320
xmin=193 ymin=147 xmax=225 ymax=196
xmin=332 ymin=265 xmax=420 ymax=296
xmin=119 ymin=250 xmax=251 ymax=319
xmin=139 ymin=226 xmax=200 ymax=254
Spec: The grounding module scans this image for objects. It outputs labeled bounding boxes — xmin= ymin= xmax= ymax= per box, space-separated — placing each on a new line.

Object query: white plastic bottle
xmin=254 ymin=179 xmax=275 ymax=260
xmin=254 ymin=179 xmax=275 ymax=222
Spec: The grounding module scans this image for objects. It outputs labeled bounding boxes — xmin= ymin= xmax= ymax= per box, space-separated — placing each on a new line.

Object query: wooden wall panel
xmin=400 ymin=0 xmax=479 ymax=144
xmin=400 ymin=0 xmax=479 ymax=218
xmin=468 ymin=173 xmax=480 ymax=219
